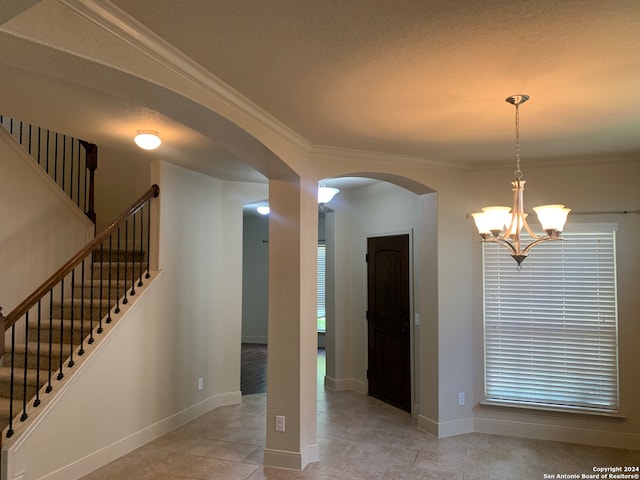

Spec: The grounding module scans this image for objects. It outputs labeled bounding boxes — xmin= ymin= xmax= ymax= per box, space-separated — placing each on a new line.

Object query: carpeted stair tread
xmin=7 ymin=341 xmax=73 ymax=357
xmin=0 ymin=367 xmax=48 ymax=385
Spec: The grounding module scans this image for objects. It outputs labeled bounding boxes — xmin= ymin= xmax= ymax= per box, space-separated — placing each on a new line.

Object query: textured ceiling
xmin=108 ymin=0 xmax=640 ymax=163
xmin=1 ymin=0 xmax=639 ymax=184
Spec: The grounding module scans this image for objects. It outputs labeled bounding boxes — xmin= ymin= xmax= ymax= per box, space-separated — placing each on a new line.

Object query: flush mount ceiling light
xmin=469 ymin=95 xmax=570 ymax=267
xmin=134 ymin=130 xmax=161 ymax=150
xmin=318 ymin=184 xmax=339 ymax=204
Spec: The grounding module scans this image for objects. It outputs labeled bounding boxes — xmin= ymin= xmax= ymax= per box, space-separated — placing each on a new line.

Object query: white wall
xmin=0 ymin=127 xmax=93 ymax=317
xmin=4 ymin=161 xmax=268 ymax=480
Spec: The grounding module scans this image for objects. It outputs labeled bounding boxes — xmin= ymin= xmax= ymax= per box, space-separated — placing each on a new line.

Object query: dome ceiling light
xmin=134 ymin=130 xmax=161 ymax=150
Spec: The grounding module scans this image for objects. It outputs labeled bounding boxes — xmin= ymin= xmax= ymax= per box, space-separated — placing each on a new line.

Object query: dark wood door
xmin=367 ymin=234 xmax=411 ymax=412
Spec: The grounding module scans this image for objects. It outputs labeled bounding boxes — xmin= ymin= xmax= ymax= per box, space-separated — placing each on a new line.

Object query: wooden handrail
xmin=2 ymin=184 xmax=159 ymax=331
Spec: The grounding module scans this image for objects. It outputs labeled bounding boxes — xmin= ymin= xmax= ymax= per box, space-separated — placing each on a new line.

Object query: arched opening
xmin=317 ymin=174 xmax=436 ymax=417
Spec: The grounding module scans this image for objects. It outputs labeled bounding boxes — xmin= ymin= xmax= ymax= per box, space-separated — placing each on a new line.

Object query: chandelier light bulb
xmin=134 ymin=130 xmax=161 ymax=150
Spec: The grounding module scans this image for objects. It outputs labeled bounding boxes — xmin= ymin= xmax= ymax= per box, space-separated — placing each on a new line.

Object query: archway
xmin=316 ymin=174 xmax=436 ymax=419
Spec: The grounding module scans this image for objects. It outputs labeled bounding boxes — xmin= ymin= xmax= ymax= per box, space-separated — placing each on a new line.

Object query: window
xmin=482 ymin=227 xmax=619 ymax=414
xmin=317 ymin=243 xmax=326 ymax=332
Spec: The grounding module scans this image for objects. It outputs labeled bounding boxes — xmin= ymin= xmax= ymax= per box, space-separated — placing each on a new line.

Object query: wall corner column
xmin=264 ymin=176 xmax=319 ymax=470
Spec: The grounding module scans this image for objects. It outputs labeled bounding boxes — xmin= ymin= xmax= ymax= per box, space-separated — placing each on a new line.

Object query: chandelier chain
xmin=514 ymin=103 xmax=522 ymax=180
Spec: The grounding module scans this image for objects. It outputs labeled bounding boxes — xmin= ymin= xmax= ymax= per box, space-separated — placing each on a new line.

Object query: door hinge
xmin=366 ymin=310 xmax=369 ymax=320
xmin=366 ymin=369 xmax=370 ymax=379
xmin=365 ymin=253 xmax=369 ymax=262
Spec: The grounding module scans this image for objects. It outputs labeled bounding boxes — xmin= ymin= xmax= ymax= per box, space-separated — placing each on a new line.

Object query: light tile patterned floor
xmin=81 ymin=355 xmax=640 ymax=480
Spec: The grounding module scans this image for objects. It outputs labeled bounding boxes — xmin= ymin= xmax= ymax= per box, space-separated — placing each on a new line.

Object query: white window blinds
xmin=317 ymin=243 xmax=326 ymax=321
xmin=483 ymin=228 xmax=619 ymax=413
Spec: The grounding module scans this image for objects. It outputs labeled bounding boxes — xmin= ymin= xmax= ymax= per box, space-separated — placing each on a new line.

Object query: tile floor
xmin=81 ymin=353 xmax=640 ymax=480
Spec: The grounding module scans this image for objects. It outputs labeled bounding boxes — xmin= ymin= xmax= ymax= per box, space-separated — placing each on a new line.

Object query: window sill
xmin=480 ymin=400 xmax=626 ymax=419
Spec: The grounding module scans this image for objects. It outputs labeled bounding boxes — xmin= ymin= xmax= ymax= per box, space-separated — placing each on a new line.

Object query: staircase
xmin=0 ymin=249 xmax=147 ymax=435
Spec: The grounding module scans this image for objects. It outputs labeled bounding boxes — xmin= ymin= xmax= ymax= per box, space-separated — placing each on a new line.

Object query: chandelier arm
xmin=484 ymin=237 xmax=519 ymax=256
xmin=521 ymin=236 xmax=563 ymax=256
xmin=522 ymin=217 xmax=542 ymax=239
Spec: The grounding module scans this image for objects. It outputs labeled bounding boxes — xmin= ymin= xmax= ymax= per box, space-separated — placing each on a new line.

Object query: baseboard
xmin=323 ymin=376 xmax=366 ymax=395
xmin=474 ymin=416 xmax=640 ymax=450
xmin=37 ymin=391 xmax=241 ymax=480
xmin=352 ymin=379 xmax=367 ymax=395
xmin=241 ymin=336 xmax=267 ymax=344
xmin=324 ymin=375 xmax=351 ymax=391
xmin=417 ymin=414 xmax=474 ymax=438
xmin=263 ymin=443 xmax=320 ymax=471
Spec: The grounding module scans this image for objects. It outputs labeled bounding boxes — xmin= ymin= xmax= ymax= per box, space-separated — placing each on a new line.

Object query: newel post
xmin=80 ymin=141 xmax=98 ymax=225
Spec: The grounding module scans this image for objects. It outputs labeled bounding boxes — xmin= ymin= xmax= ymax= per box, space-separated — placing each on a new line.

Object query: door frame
xmin=364 ymin=229 xmax=415 ymax=414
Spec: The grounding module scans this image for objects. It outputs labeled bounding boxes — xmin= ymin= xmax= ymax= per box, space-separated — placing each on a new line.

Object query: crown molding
xmin=310 ymin=145 xmax=468 ymax=170
xmin=470 ymin=150 xmax=640 ymax=171
xmin=57 ymin=0 xmax=312 ymax=154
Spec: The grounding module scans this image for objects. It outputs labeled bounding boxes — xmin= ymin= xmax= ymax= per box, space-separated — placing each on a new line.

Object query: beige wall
xmin=3 ymin=161 xmax=267 ymax=479
xmin=94 ymin=145 xmax=151 ymax=233
xmin=467 ymin=159 xmax=640 ymax=448
xmin=0 ymin=127 xmax=93 ymax=316
xmin=312 ymin=154 xmax=639 ymax=448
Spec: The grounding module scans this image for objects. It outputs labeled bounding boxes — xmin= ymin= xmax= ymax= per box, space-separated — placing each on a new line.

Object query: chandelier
xmin=470 ymin=95 xmax=570 ymax=267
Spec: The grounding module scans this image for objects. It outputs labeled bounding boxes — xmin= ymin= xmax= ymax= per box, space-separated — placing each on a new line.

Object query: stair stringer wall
xmin=0 ymin=125 xmax=94 ymax=319
xmin=2 ymin=271 xmax=240 ymax=480
xmin=2 ymin=160 xmax=268 ymax=480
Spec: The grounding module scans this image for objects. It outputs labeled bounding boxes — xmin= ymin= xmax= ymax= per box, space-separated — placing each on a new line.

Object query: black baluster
xmin=79 ymin=260 xmax=86 ymax=355
xmin=70 ymin=137 xmax=75 ymax=206
xmin=91 ymin=250 xmax=101 ymax=336
xmin=34 ymin=301 xmax=42 ymax=408
xmin=68 ymin=270 xmax=75 ymax=368
xmin=138 ymin=206 xmax=144 ymax=287
xmin=46 ymin=289 xmax=53 ymax=393
xmin=86 ymin=257 xmax=94 ymax=345
xmin=115 ymin=228 xmax=121 ymax=313
xmin=21 ymin=312 xmax=29 ymax=422
xmin=61 ymin=134 xmax=67 ymax=193
xmin=107 ymin=235 xmax=113 ymax=323
xmin=45 ymin=130 xmax=50 ymax=173
xmin=27 ymin=124 xmax=32 ymax=155
xmin=122 ymin=222 xmax=128 ymax=305
xmin=57 ymin=279 xmax=64 ymax=381
xmin=7 ymin=324 xmax=16 ymax=438
xmin=130 ymin=214 xmax=136 ymax=296
xmin=77 ymin=139 xmax=82 ymax=210
xmin=54 ymin=133 xmax=59 ymax=185
xmin=37 ymin=127 xmax=42 ymax=165
xmin=146 ymin=199 xmax=152 ymax=279
xmin=99 ymin=242 xmax=105 ymax=332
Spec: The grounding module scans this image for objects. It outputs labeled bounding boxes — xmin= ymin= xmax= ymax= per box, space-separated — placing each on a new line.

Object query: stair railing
xmin=0 ymin=116 xmax=98 ymax=225
xmin=0 ymin=184 xmax=159 ymax=439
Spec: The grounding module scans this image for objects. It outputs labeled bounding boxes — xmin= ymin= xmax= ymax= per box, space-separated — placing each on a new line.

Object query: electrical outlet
xmin=457 ymin=392 xmax=465 ymax=406
xmin=198 ymin=378 xmax=204 ymax=391
xmin=275 ymin=415 xmax=286 ymax=432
